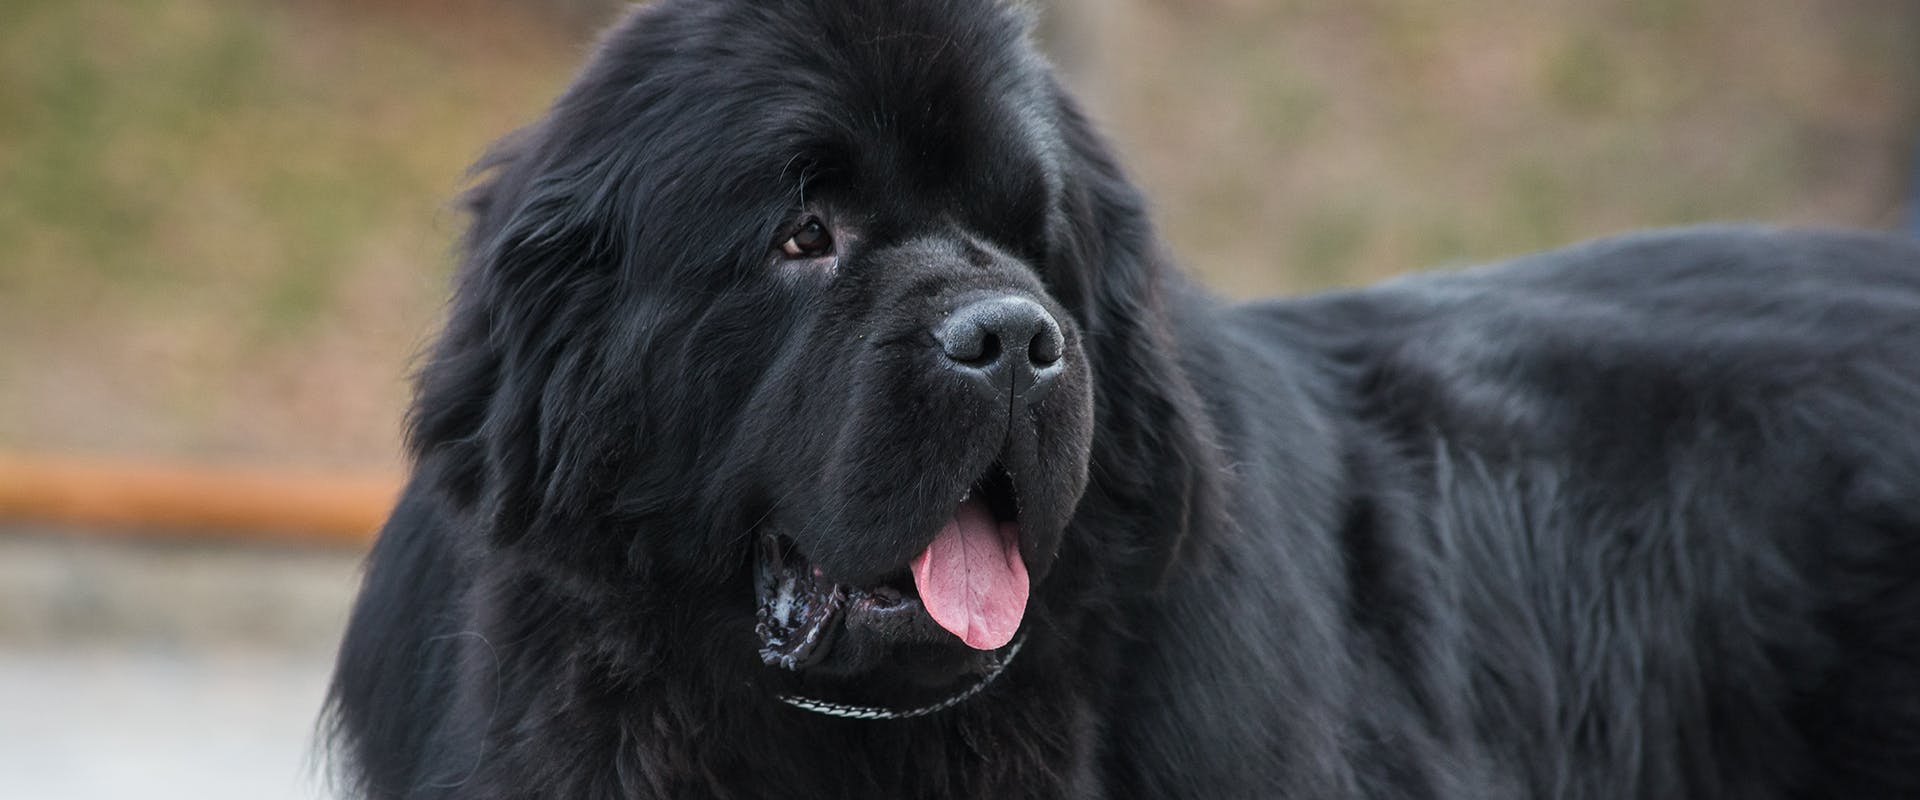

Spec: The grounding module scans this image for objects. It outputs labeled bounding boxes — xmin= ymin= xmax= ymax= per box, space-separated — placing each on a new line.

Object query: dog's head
xmin=408 ymin=0 xmax=1196 ymax=703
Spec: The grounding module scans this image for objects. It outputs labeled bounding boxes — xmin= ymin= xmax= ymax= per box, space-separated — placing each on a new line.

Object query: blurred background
xmin=1 ymin=0 xmax=1915 ymax=796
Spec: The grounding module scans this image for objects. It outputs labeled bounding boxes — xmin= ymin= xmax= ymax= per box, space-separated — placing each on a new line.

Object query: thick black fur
xmin=325 ymin=1 xmax=1920 ymax=797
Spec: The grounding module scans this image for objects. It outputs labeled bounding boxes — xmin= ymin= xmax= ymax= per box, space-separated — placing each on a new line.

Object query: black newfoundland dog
xmin=326 ymin=1 xmax=1920 ymax=797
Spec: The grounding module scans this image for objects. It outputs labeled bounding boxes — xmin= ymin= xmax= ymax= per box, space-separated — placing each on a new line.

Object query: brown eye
xmin=781 ymin=218 xmax=834 ymax=259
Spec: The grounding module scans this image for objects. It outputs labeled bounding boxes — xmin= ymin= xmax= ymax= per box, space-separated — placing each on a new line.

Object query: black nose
xmin=934 ymin=295 xmax=1065 ymax=403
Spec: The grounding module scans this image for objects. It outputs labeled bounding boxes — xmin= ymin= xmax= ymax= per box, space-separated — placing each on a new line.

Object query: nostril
xmin=1029 ymin=340 xmax=1057 ymax=367
xmin=1029 ymin=325 xmax=1063 ymax=367
xmin=964 ymin=333 xmax=1002 ymax=368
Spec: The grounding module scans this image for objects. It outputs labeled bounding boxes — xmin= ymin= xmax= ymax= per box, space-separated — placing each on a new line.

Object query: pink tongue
xmin=910 ymin=497 xmax=1028 ymax=650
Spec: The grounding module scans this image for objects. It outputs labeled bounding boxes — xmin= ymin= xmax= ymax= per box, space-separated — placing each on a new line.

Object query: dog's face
xmin=706 ymin=1 xmax=1097 ymax=683
xmin=424 ymin=0 xmax=1112 ymax=697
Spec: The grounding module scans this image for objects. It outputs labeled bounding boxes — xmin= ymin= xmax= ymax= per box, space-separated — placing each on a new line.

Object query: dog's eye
xmin=780 ymin=218 xmax=834 ymax=259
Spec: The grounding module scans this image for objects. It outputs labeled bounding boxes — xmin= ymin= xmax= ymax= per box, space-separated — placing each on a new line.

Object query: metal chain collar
xmin=776 ymin=636 xmax=1026 ymax=720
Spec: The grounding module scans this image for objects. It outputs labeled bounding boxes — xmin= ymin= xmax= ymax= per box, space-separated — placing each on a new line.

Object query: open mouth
xmin=755 ymin=462 xmax=1028 ymax=671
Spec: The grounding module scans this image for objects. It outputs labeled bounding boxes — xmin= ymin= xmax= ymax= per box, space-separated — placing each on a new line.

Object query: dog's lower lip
xmin=756 ymin=536 xmax=849 ymax=669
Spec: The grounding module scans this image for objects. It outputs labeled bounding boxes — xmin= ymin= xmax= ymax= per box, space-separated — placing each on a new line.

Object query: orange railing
xmin=0 ymin=452 xmax=401 ymax=546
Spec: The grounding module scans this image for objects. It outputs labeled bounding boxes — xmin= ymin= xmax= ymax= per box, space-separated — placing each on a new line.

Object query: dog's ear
xmin=400 ymin=126 xmax=541 ymax=512
xmin=405 ymin=121 xmax=642 ymax=567
xmin=1048 ymin=83 xmax=1223 ymax=586
xmin=404 ymin=6 xmax=785 ymax=577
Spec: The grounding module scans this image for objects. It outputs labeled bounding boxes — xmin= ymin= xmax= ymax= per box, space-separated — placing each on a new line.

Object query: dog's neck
xmin=775 ymin=635 xmax=1026 ymax=720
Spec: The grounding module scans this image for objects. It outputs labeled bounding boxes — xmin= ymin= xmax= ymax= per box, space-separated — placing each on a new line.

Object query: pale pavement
xmin=0 ymin=531 xmax=360 ymax=799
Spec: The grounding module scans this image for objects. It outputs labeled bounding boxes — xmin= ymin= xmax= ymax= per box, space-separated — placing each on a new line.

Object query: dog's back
xmin=1165 ymin=226 xmax=1920 ymax=797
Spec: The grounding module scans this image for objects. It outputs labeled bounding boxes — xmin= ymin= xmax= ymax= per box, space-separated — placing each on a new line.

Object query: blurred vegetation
xmin=1 ymin=0 xmax=1915 ymax=465
xmin=0 ymin=0 xmax=595 ymax=464
xmin=1072 ymin=0 xmax=1919 ymax=296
